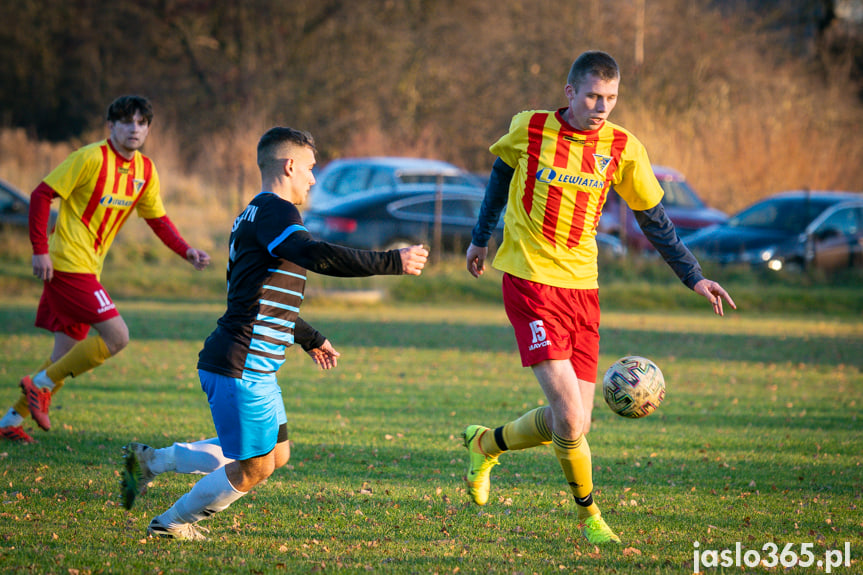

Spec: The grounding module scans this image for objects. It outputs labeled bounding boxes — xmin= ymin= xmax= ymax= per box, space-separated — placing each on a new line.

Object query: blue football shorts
xmin=199 ymin=369 xmax=287 ymax=461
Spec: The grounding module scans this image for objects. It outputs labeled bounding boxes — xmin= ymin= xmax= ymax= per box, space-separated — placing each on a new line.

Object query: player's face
xmin=564 ymin=74 xmax=619 ymax=131
xmin=109 ymin=111 xmax=150 ymax=159
xmin=288 ymin=146 xmax=317 ymax=206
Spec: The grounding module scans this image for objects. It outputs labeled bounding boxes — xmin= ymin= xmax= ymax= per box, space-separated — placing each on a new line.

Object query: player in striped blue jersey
xmin=121 ymin=127 xmax=428 ymax=540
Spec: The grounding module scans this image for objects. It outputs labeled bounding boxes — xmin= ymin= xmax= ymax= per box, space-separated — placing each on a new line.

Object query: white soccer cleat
xmin=147 ymin=517 xmax=209 ymax=541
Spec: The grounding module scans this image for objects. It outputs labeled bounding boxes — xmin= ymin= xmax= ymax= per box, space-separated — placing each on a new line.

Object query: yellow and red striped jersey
xmin=491 ymin=108 xmax=663 ymax=289
xmin=43 ymin=139 xmax=167 ymax=278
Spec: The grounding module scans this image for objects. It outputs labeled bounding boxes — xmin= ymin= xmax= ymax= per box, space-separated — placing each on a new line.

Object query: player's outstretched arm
xmin=399 ymin=245 xmax=428 ymax=276
xmin=276 ymin=229 xmax=415 ymax=278
xmin=305 ymin=339 xmax=340 ymax=370
xmin=146 ymin=215 xmax=210 ymax=271
xmin=692 ymin=278 xmax=737 ymax=316
xmin=466 ymin=243 xmax=488 ymax=278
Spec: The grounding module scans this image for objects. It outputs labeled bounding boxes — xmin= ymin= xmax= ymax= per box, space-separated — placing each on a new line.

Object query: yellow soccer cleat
xmin=581 ymin=514 xmax=621 ymax=545
xmin=460 ymin=424 xmax=499 ymax=506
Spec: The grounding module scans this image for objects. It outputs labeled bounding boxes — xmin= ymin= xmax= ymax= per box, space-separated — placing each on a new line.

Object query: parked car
xmin=309 ymin=156 xmax=484 ymax=209
xmin=598 ymin=165 xmax=728 ymax=251
xmin=303 ymin=188 xmax=627 ymax=258
xmin=0 ymin=178 xmax=57 ymax=232
xmin=0 ymin=179 xmax=33 ymax=230
xmin=683 ymin=190 xmax=863 ymax=272
xmin=305 ymin=189 xmax=499 ymax=253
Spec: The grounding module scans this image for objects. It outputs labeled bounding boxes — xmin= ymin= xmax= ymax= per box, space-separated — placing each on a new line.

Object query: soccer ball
xmin=602 ymin=356 xmax=666 ymax=418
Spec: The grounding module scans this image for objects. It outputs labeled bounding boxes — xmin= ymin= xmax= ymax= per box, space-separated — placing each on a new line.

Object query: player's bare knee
xmin=116 ymin=326 xmax=130 ymax=351
xmin=100 ymin=323 xmax=130 ymax=355
xmin=243 ymin=461 xmax=275 ymax=486
xmin=571 ymin=410 xmax=587 ymax=435
xmin=274 ymin=441 xmax=291 ymax=469
xmin=256 ymin=466 xmax=276 ymax=483
xmin=106 ymin=335 xmax=129 ymax=355
xmin=554 ymin=414 xmax=586 ymax=440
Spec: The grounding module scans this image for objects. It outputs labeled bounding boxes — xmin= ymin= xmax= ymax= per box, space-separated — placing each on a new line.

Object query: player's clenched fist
xmin=399 ymin=244 xmax=429 ymax=276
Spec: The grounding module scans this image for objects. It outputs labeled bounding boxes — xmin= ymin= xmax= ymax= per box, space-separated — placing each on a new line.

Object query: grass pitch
xmin=0 ymin=298 xmax=860 ymax=574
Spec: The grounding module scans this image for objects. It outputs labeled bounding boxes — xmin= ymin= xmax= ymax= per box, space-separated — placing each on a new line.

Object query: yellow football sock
xmin=552 ymin=432 xmax=600 ymax=520
xmin=478 ymin=407 xmax=553 ymax=457
xmin=505 ymin=406 xmax=552 ymax=449
xmin=473 ymin=427 xmax=501 ymax=458
xmin=499 ymin=406 xmax=553 ymax=451
xmin=45 ymin=336 xmax=111 ymax=383
xmin=13 ymin=358 xmax=53 ymax=418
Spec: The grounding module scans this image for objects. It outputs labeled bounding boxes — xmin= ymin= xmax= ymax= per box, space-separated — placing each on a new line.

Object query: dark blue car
xmin=683 ymin=190 xmax=863 ymax=272
xmin=303 ymin=188 xmax=626 ymax=258
xmin=598 ymin=165 xmax=728 ymax=252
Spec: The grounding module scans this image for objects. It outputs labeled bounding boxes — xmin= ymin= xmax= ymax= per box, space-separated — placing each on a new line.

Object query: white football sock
xmin=150 ymin=438 xmax=232 ymax=475
xmin=0 ymin=408 xmax=23 ymax=428
xmin=171 ymin=438 xmax=233 ymax=474
xmin=33 ymin=370 xmax=55 ymax=390
xmin=157 ymin=466 xmax=245 ymax=526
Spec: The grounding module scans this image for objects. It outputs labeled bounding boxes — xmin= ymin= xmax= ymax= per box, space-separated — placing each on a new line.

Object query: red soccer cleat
xmin=0 ymin=425 xmax=35 ymax=444
xmin=20 ymin=375 xmax=52 ymax=431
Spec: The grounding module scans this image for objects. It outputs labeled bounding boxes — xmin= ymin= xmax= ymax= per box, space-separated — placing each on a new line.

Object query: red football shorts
xmin=501 ymin=273 xmax=600 ymax=381
xmin=35 ymin=270 xmax=119 ymax=340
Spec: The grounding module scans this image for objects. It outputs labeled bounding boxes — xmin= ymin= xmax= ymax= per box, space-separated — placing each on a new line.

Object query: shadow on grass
xmin=598 ymin=327 xmax=863 ymax=368
xmin=659 ymin=408 xmax=861 ymax=434
xmin=297 ymin=318 xmax=863 ymax=369
xmin=1 ymin=303 xmax=860 ymax=368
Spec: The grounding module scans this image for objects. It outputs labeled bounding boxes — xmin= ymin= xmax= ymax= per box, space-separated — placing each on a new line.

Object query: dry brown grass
xmin=0 ymin=127 xmax=234 ymax=253
xmin=4 ymin=1 xmax=862 ymax=221
xmin=620 ymin=97 xmax=863 ymax=213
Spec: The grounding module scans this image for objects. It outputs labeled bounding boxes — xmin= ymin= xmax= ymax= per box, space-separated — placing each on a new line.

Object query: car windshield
xmin=657 ymin=178 xmax=704 ymax=209
xmin=728 ymin=197 xmax=838 ymax=233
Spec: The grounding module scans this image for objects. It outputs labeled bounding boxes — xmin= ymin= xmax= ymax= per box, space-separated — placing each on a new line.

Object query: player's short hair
xmin=106 ymin=95 xmax=154 ymax=125
xmin=257 ymin=127 xmax=316 ymax=169
xmin=567 ymin=51 xmax=620 ymax=91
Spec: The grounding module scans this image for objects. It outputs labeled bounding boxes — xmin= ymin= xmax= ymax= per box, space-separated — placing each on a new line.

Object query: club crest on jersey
xmin=593 ymin=155 xmax=612 ymax=175
xmin=133 ymin=178 xmax=145 ymax=193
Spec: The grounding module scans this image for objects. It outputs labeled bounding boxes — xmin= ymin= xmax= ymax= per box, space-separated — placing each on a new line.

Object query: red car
xmin=598 ymin=166 xmax=727 ymax=252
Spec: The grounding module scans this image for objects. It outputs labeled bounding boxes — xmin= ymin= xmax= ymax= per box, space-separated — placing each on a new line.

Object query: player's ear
xmin=283 ymin=157 xmax=294 ymax=177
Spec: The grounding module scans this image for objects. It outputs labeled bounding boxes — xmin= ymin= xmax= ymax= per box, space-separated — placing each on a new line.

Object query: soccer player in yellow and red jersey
xmin=0 ymin=95 xmax=210 ymax=443
xmin=461 ymin=51 xmax=736 ymax=545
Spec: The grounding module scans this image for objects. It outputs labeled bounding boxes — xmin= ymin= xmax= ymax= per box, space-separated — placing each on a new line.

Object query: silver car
xmin=309 ymin=157 xmax=484 ymax=209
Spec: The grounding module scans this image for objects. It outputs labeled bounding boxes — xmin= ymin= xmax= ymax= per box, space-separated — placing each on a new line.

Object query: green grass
xmin=0 ymin=295 xmax=860 ymax=574
xmin=3 ymin=233 xmax=863 ymax=315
